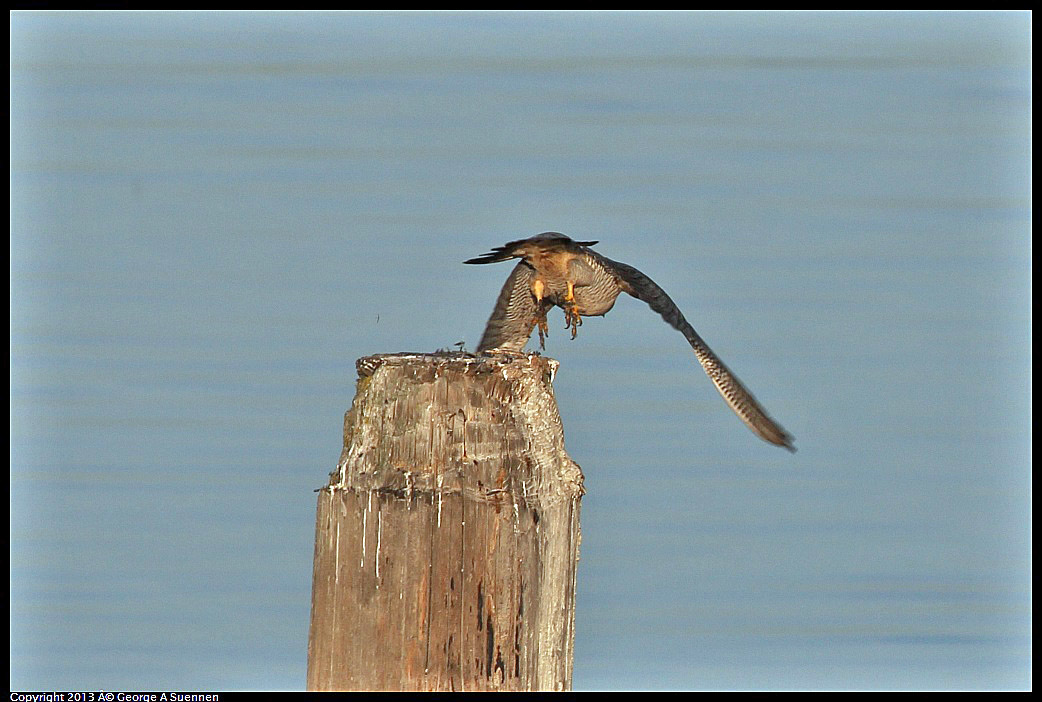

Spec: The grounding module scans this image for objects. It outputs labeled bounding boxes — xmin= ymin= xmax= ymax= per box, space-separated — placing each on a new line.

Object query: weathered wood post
xmin=306 ymin=352 xmax=584 ymax=691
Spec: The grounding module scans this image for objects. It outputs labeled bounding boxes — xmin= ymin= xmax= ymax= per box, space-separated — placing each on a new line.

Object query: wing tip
xmin=761 ymin=426 xmax=796 ymax=453
xmin=464 ymin=250 xmax=510 ymax=264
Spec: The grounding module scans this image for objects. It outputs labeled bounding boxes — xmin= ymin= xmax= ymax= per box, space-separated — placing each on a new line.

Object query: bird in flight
xmin=465 ymin=232 xmax=795 ymax=452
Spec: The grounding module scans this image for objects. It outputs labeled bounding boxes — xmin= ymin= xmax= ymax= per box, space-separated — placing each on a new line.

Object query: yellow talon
xmin=529 ymin=278 xmax=551 ymax=348
xmin=536 ymin=314 xmax=549 ymax=349
xmin=563 ymin=281 xmax=582 ymax=339
xmin=565 ymin=308 xmax=582 ymax=339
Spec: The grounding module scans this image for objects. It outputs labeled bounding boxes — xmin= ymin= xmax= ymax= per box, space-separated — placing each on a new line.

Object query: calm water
xmin=10 ymin=11 xmax=1031 ymax=691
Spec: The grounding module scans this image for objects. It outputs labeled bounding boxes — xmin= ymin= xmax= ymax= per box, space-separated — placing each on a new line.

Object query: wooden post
xmin=306 ymin=352 xmax=584 ymax=692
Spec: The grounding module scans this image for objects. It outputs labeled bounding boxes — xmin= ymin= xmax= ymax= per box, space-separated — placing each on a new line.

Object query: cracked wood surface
xmin=307 ymin=352 xmax=583 ymax=691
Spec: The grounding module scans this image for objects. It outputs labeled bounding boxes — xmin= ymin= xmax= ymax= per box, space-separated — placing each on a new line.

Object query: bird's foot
xmin=535 ymin=315 xmax=550 ymax=349
xmin=562 ymin=282 xmax=584 ymax=339
xmin=564 ymin=305 xmax=583 ymax=340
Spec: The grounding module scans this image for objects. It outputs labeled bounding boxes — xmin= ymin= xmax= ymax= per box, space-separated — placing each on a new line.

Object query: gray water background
xmin=10 ymin=11 xmax=1031 ymax=691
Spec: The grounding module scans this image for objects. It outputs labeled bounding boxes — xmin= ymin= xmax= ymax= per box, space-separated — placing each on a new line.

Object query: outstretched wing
xmin=475 ymin=261 xmax=551 ymax=352
xmin=598 ymin=254 xmax=796 ymax=452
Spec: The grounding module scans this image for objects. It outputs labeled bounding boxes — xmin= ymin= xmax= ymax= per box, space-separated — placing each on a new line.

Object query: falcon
xmin=465 ymin=232 xmax=795 ymax=452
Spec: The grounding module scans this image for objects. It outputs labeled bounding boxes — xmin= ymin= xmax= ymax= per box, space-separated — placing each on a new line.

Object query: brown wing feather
xmin=599 ymin=255 xmax=796 ymax=452
xmin=475 ymin=261 xmax=551 ymax=352
xmin=464 ymin=232 xmax=599 ymax=265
